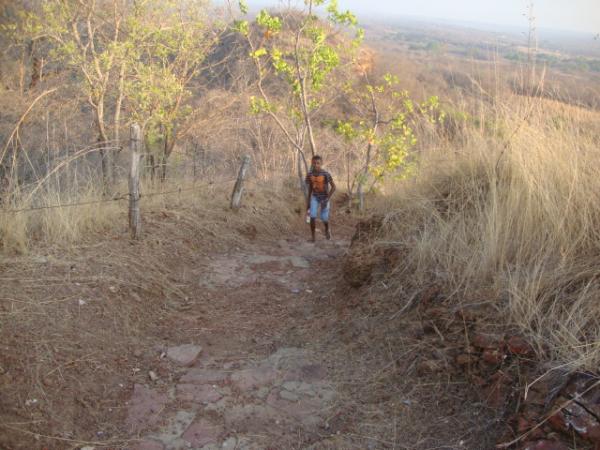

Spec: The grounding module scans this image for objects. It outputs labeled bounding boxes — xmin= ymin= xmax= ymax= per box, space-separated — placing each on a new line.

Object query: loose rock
xmin=167 ymin=344 xmax=203 ymax=367
xmin=126 ymin=384 xmax=169 ymax=433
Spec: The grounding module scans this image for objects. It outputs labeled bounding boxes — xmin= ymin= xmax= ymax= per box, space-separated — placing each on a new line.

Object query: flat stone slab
xmin=283 ymin=364 xmax=327 ymax=383
xmin=182 ymin=419 xmax=222 ymax=447
xmin=125 ymin=345 xmax=337 ymax=448
xmin=126 ymin=384 xmax=169 ymax=433
xmin=289 ymin=256 xmax=310 ymax=268
xmin=180 ymin=368 xmax=230 ymax=385
xmin=167 ymin=344 xmax=203 ymax=367
xmin=176 ymin=384 xmax=222 ymax=403
xmin=223 ymin=403 xmax=281 ymax=433
xmin=145 ymin=410 xmax=196 ymax=449
xmin=230 ymin=366 xmax=279 ymax=391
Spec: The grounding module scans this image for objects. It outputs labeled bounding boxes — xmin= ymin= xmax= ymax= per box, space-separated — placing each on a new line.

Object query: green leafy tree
xmin=30 ymin=0 xmax=128 ymax=190
xmin=124 ymin=0 xmax=219 ymax=181
xmin=234 ymin=0 xmax=363 ymax=196
xmin=0 ymin=2 xmax=43 ymax=92
xmin=336 ymin=73 xmax=444 ymax=209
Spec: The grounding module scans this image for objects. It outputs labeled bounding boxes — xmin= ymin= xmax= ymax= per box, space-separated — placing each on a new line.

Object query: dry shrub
xmin=0 ymin=207 xmax=28 ymax=253
xmin=1 ymin=184 xmax=122 ymax=253
xmin=372 ymin=96 xmax=600 ymax=370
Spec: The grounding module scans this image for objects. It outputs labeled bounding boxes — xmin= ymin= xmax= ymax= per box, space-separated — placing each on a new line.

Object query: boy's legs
xmin=320 ymin=200 xmax=331 ymax=240
xmin=309 ymin=195 xmax=319 ymax=242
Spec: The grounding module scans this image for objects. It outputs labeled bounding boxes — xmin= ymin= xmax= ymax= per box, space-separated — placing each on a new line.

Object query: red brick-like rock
xmin=507 ymin=336 xmax=534 ymax=356
xmin=549 ymin=400 xmax=600 ymax=442
xmin=472 ymin=333 xmax=503 ymax=350
xmin=482 ymin=348 xmax=505 ymax=365
xmin=126 ymin=384 xmax=169 ymax=433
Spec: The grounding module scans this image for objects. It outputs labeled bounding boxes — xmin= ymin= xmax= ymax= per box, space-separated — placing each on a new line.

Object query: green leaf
xmin=251 ymin=48 xmax=268 ymax=59
xmin=233 ymin=20 xmax=249 ymax=36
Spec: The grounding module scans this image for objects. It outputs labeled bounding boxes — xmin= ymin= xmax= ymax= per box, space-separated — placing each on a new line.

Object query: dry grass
xmin=371 ymin=94 xmax=600 ymax=371
xmin=0 ymin=175 xmax=300 ymax=254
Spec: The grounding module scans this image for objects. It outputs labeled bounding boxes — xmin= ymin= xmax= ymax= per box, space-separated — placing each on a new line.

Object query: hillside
xmin=2 ymin=1 xmax=600 ymax=449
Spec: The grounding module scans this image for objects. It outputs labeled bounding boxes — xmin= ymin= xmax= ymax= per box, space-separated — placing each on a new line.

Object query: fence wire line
xmin=2 ymin=178 xmax=242 ymax=214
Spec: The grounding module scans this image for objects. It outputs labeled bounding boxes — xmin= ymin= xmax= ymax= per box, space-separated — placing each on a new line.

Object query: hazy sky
xmin=251 ymin=0 xmax=600 ymax=34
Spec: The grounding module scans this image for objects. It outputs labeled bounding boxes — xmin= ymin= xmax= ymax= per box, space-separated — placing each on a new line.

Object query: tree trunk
xmin=160 ymin=128 xmax=177 ymax=182
xmin=29 ymin=56 xmax=41 ymax=90
xmin=160 ymin=154 xmax=167 ymax=182
xmin=297 ymin=149 xmax=308 ymax=200
xmin=113 ymin=62 xmax=125 ymax=181
xmin=357 ymin=182 xmax=364 ymax=212
xmin=231 ymin=155 xmax=251 ymax=209
xmin=149 ymin=154 xmax=156 ymax=181
xmin=95 ymin=97 xmax=112 ymax=193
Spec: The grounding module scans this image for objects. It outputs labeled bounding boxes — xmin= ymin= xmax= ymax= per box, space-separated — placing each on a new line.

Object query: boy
xmin=305 ymin=155 xmax=336 ymax=242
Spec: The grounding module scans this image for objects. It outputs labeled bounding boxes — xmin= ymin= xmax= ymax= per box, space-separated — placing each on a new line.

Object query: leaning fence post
xmin=230 ymin=155 xmax=251 ymax=210
xmin=129 ymin=123 xmax=142 ymax=239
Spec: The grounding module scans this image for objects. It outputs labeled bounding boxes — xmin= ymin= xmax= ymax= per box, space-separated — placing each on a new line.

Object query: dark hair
xmin=312 ymin=155 xmax=322 ymax=162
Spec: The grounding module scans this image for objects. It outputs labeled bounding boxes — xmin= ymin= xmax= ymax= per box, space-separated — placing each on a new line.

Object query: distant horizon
xmin=357 ymin=12 xmax=597 ymax=38
xmin=235 ymin=0 xmax=600 ymax=36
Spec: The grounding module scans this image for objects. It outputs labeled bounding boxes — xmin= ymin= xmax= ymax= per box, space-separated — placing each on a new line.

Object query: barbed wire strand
xmin=2 ymin=177 xmax=242 ymax=214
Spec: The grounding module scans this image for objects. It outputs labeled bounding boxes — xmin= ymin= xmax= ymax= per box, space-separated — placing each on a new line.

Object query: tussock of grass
xmin=373 ymin=98 xmax=600 ymax=370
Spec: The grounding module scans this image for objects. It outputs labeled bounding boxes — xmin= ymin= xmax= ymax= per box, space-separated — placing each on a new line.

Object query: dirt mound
xmin=342 ymin=215 xmax=383 ymax=287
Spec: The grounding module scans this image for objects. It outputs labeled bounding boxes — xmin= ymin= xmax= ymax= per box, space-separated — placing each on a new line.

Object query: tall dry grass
xmin=374 ymin=94 xmax=600 ymax=370
xmin=1 ymin=174 xmax=301 ymax=254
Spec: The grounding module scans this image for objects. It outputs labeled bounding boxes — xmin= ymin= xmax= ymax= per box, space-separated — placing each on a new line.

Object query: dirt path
xmin=1 ymin=211 xmax=501 ymax=450
xmin=125 ymin=235 xmax=351 ymax=450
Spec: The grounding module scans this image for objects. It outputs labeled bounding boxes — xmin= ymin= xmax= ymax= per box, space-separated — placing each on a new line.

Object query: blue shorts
xmin=310 ymin=195 xmax=330 ymax=222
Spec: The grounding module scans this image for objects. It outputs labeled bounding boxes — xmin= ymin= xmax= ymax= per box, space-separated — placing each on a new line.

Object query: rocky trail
xmin=124 ymin=235 xmax=351 ymax=450
xmin=6 ymin=211 xmax=588 ymax=450
xmin=0 ymin=217 xmax=512 ymax=450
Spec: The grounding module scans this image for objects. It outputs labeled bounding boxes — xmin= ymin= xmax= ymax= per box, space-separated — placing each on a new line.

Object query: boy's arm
xmin=306 ymin=183 xmax=312 ymax=210
xmin=328 ymin=178 xmax=336 ymax=201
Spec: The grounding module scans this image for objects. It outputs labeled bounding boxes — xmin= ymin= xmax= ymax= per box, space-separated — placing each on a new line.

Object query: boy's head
xmin=312 ymin=155 xmax=323 ymax=171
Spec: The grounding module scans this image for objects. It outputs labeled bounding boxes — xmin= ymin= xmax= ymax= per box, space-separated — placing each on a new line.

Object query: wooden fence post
xmin=230 ymin=155 xmax=251 ymax=210
xmin=129 ymin=123 xmax=142 ymax=239
xmin=297 ymin=149 xmax=308 ymax=200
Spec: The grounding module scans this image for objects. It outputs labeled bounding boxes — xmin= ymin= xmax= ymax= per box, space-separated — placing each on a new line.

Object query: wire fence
xmin=2 ymin=177 xmax=242 ymax=214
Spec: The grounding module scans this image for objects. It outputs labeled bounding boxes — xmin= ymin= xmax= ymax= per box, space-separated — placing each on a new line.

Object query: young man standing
xmin=305 ymin=155 xmax=336 ymax=242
